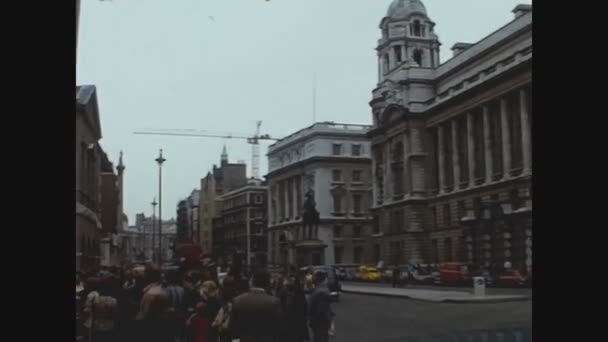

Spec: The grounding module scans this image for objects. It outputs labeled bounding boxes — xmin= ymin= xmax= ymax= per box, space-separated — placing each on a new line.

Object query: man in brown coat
xmin=136 ymin=266 xmax=172 ymax=342
xmin=229 ymin=270 xmax=283 ymax=342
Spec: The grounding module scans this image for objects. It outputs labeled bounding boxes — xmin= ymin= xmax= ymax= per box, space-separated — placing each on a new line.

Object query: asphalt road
xmin=330 ymin=292 xmax=532 ymax=342
xmin=341 ymin=280 xmax=533 ymax=297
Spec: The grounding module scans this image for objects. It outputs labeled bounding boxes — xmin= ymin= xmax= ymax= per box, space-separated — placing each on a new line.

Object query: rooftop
xmin=268 ymin=122 xmax=371 ymax=152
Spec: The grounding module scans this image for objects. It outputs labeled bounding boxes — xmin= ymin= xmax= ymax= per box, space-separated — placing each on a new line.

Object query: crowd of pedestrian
xmin=76 ymin=264 xmax=335 ymax=342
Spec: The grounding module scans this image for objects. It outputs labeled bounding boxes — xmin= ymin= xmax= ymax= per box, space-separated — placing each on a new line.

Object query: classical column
xmin=519 ymin=89 xmax=532 ymax=175
xmin=500 ymin=98 xmax=512 ymax=179
xmin=467 ymin=112 xmax=476 ymax=187
xmin=292 ymin=177 xmax=298 ymax=219
xmin=378 ymin=59 xmax=382 ymax=82
xmin=284 ymin=180 xmax=290 ymax=220
xmin=483 ymin=105 xmax=494 ymax=183
xmin=402 ymin=45 xmax=407 ymax=64
xmin=437 ymin=125 xmax=446 ymax=193
xmin=451 ymin=119 xmax=461 ymax=191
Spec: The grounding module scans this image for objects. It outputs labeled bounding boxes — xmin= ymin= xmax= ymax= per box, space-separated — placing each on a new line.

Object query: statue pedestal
xmin=293 ymin=239 xmax=327 ymax=267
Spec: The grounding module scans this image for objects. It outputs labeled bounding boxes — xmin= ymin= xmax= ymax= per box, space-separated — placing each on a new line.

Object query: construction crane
xmin=133 ymin=121 xmax=279 ymax=179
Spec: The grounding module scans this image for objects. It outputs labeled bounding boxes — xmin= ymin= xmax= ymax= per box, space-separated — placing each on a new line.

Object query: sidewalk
xmin=341 ymin=284 xmax=531 ymax=303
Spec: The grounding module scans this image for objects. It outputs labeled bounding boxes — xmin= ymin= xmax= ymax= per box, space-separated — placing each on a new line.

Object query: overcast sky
xmin=77 ymin=0 xmax=532 ymax=223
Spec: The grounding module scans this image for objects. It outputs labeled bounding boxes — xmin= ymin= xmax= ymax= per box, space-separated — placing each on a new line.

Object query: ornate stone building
xmin=369 ymin=1 xmax=532 ymax=272
xmin=266 ymin=122 xmax=373 ymax=267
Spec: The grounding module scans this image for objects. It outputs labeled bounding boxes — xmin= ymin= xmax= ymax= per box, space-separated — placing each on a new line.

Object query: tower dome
xmin=386 ymin=0 xmax=427 ymax=19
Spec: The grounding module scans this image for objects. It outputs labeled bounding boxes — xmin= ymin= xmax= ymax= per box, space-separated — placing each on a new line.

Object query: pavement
xmin=340 ymin=283 xmax=531 ymax=303
xmin=332 ymin=292 xmax=532 ymax=342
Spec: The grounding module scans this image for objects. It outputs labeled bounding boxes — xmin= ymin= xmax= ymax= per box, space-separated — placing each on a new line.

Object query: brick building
xmin=368 ymin=1 xmax=532 ymax=272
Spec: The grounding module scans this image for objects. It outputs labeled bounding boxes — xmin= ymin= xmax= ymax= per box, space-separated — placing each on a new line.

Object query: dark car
xmin=307 ymin=265 xmax=342 ymax=301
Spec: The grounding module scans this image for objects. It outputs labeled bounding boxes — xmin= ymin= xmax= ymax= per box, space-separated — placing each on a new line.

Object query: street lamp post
xmin=155 ymin=149 xmax=166 ymax=267
xmin=151 ymin=198 xmax=158 ymax=263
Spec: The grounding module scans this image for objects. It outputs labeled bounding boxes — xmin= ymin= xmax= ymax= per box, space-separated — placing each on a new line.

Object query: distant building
xmin=187 ymin=190 xmax=200 ymax=242
xmin=368 ymin=1 xmax=532 ymax=271
xmin=266 ymin=122 xmax=373 ymax=267
xmin=213 ymin=178 xmax=268 ymax=267
xmin=120 ymin=214 xmax=177 ymax=264
xmin=198 ymin=147 xmax=247 ymax=256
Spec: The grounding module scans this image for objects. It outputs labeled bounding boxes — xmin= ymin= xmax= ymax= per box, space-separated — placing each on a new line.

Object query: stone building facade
xmin=266 ymin=122 xmax=373 ymax=267
xmin=368 ymin=1 xmax=532 ymax=272
xmin=213 ymin=179 xmax=268 ymax=267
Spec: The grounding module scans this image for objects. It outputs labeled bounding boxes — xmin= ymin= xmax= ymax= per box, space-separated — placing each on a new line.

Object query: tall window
xmin=351 ymin=144 xmax=362 ymax=156
xmin=458 ymin=116 xmax=469 ymax=184
xmin=444 ymin=237 xmax=453 ymax=261
xmin=352 ymin=194 xmax=362 ymax=214
xmin=412 ymin=20 xmax=422 ymax=37
xmin=334 ymin=225 xmax=343 ymax=238
xmin=332 ymin=144 xmax=342 ymax=156
xmin=490 ymin=101 xmax=503 ymax=178
xmin=332 ymin=169 xmax=343 ymax=182
xmin=352 ymin=170 xmax=362 ymax=182
xmin=413 ymin=49 xmax=423 ymax=66
xmin=443 ymin=124 xmax=454 ymax=189
xmin=374 ymin=244 xmax=381 ymax=263
xmin=335 ymin=246 xmax=343 ymax=264
xmin=353 ymin=225 xmax=362 ymax=238
xmin=333 ymin=194 xmax=343 ymax=213
xmin=393 ymin=46 xmax=403 ymax=63
xmin=354 ymin=246 xmax=363 ymax=263
xmin=372 ymin=214 xmax=380 ymax=234
xmin=392 ymin=142 xmax=404 ymax=196
xmin=432 ymin=239 xmax=439 ymax=263
xmin=473 ymin=109 xmax=486 ymax=181
xmin=508 ymin=91 xmax=523 ymax=172
xmin=444 ymin=203 xmax=451 ymax=227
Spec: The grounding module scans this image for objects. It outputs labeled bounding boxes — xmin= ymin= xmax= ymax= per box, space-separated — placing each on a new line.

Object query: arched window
xmin=413 ymin=49 xmax=423 ymax=66
xmin=413 ymin=20 xmax=422 ymax=37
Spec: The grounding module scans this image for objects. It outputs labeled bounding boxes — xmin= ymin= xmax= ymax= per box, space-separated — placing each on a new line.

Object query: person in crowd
xmin=229 ymin=270 xmax=283 ymax=342
xmin=137 ymin=266 xmax=172 ymax=342
xmin=213 ymin=276 xmax=237 ymax=342
xmin=187 ymin=301 xmax=211 ymax=342
xmin=392 ymin=266 xmax=401 ymax=288
xmin=83 ymin=277 xmax=119 ymax=342
xmin=200 ymin=280 xmax=221 ymax=342
xmin=308 ymin=271 xmax=335 ymax=342
xmin=279 ymin=275 xmax=309 ymax=342
xmin=304 ymin=269 xmax=314 ymax=293
xmin=166 ymin=270 xmax=187 ymax=342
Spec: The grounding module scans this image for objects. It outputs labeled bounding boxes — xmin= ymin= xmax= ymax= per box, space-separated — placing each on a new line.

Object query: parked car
xmin=438 ymin=262 xmax=473 ymax=286
xmin=410 ymin=264 xmax=436 ymax=284
xmin=358 ymin=265 xmax=382 ymax=282
xmin=497 ymin=269 xmax=528 ymax=287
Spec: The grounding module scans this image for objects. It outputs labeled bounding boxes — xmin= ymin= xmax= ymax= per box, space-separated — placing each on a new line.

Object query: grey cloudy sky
xmin=77 ymin=0 xmax=532 ymax=223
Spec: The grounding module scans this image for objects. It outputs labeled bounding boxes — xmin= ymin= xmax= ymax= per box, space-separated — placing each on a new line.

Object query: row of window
xmin=224 ymin=194 xmax=264 ymax=210
xmin=332 ymin=169 xmax=363 ymax=183
xmin=333 ymin=225 xmax=363 ymax=238
xmin=332 ymin=193 xmax=364 ymax=214
xmin=332 ymin=143 xmax=363 ymax=156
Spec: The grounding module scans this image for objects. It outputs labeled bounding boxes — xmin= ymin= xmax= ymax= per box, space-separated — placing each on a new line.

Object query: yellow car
xmin=358 ymin=265 xmax=382 ymax=282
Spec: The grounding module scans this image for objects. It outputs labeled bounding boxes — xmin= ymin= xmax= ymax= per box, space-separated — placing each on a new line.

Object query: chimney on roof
xmin=512 ymin=4 xmax=532 ymax=19
xmin=451 ymin=43 xmax=473 ymax=57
